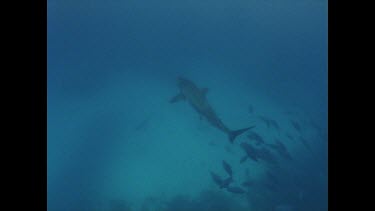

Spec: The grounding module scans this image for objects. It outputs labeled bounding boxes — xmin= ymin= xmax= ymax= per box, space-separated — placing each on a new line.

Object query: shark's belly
xmin=184 ymin=93 xmax=230 ymax=133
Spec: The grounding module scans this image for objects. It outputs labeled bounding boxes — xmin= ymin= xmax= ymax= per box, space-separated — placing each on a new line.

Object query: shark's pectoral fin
xmin=170 ymin=93 xmax=185 ymax=103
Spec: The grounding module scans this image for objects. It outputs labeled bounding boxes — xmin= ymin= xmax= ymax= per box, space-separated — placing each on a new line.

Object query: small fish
xmin=210 ymin=171 xmax=224 ymax=188
xmin=269 ymin=119 xmax=280 ymax=130
xmin=278 ymin=150 xmax=293 ymax=161
xmin=290 ymin=120 xmax=302 ymax=133
xmin=274 ymin=140 xmax=286 ymax=151
xmin=210 ymin=171 xmax=233 ymax=189
xmin=257 ymin=147 xmax=279 ymax=165
xmin=266 ymin=140 xmax=292 ymax=160
xmin=240 ymin=142 xmax=259 ymax=163
xmin=226 ymin=186 xmax=246 ymax=194
xmin=258 ymin=115 xmax=271 ymax=128
xmin=222 ymin=160 xmax=232 ymax=177
xmin=247 ymin=131 xmax=264 ymax=145
xmin=258 ymin=115 xmax=280 ymax=131
xmin=220 ymin=177 xmax=233 ymax=189
xmin=277 ymin=142 xmax=292 ymax=160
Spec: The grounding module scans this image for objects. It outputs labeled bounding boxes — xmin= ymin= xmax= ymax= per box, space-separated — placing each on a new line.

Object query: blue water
xmin=48 ymin=0 xmax=327 ymax=210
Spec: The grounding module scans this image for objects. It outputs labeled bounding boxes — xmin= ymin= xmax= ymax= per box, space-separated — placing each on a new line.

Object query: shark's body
xmin=170 ymin=77 xmax=254 ymax=143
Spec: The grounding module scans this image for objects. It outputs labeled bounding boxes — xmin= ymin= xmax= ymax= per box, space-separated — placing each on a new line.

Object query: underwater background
xmin=47 ymin=0 xmax=327 ymax=210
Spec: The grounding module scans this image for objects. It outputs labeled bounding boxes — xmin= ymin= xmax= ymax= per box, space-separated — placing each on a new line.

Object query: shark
xmin=170 ymin=77 xmax=254 ymax=143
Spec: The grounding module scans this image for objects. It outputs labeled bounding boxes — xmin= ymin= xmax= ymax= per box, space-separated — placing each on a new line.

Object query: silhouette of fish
xmin=257 ymin=147 xmax=279 ymax=165
xmin=269 ymin=119 xmax=280 ymax=130
xmin=220 ymin=177 xmax=233 ymax=189
xmin=240 ymin=142 xmax=259 ymax=163
xmin=210 ymin=171 xmax=224 ymax=188
xmin=247 ymin=131 xmax=264 ymax=145
xmin=222 ymin=160 xmax=232 ymax=177
xmin=277 ymin=141 xmax=292 ymax=160
xmin=258 ymin=115 xmax=271 ymax=128
xmin=210 ymin=171 xmax=233 ymax=189
xmin=290 ymin=120 xmax=302 ymax=133
xmin=266 ymin=140 xmax=293 ymax=160
xmin=257 ymin=115 xmax=280 ymax=131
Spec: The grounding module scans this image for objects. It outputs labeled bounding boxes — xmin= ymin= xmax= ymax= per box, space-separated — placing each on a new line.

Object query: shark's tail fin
xmin=229 ymin=126 xmax=255 ymax=143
